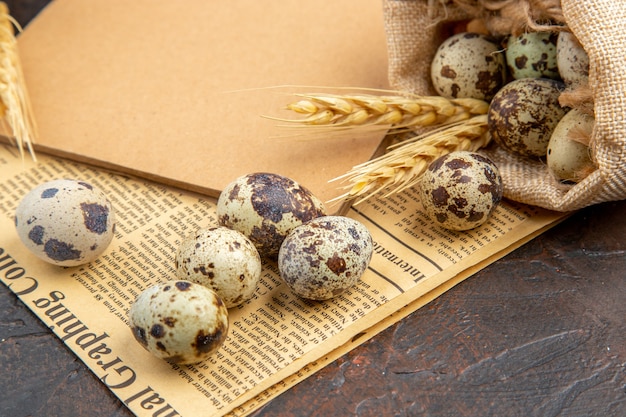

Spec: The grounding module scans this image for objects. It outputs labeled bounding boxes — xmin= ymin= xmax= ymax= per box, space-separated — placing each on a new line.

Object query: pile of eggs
xmin=14 ymin=173 xmax=373 ymax=365
xmin=418 ymin=25 xmax=594 ymax=232
xmin=132 ymin=172 xmax=373 ymax=364
xmin=430 ymin=28 xmax=594 ymax=186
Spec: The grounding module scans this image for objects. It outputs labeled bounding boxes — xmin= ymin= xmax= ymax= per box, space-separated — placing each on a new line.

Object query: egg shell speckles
xmin=488 ymin=78 xmax=567 ymax=158
xmin=278 ymin=216 xmax=373 ymax=300
xmin=430 ymin=32 xmax=506 ymax=101
xmin=217 ymin=172 xmax=327 ymax=259
xmin=505 ymin=31 xmax=560 ymax=80
xmin=556 ymin=31 xmax=589 ymax=86
xmin=14 ymin=179 xmax=116 ymax=266
xmin=175 ymin=227 xmax=261 ymax=308
xmin=129 ymin=280 xmax=229 ymax=364
xmin=419 ymin=151 xmax=503 ymax=231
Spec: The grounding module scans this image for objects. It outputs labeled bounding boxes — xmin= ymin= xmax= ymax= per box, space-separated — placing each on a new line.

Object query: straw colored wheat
xmin=275 ymin=92 xmax=489 ymax=130
xmin=330 ymin=114 xmax=491 ymax=205
xmin=0 ymin=2 xmax=37 ymax=160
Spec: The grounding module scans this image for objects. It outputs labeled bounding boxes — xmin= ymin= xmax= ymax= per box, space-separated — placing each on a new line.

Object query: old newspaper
xmin=0 ymin=144 xmax=566 ymax=416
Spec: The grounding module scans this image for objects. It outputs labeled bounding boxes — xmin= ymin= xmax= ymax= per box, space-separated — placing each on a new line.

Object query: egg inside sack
xmin=546 ymin=108 xmax=596 ymax=184
xmin=129 ymin=280 xmax=229 ymax=365
xmin=278 ymin=216 xmax=373 ymax=301
xmin=488 ymin=78 xmax=567 ymax=158
xmin=419 ymin=151 xmax=503 ymax=231
xmin=217 ymin=172 xmax=327 ymax=259
xmin=14 ymin=179 xmax=116 ymax=266
xmin=556 ymin=31 xmax=589 ymax=86
xmin=175 ymin=226 xmax=262 ymax=308
xmin=505 ymin=31 xmax=559 ymax=80
xmin=430 ymin=32 xmax=506 ymax=101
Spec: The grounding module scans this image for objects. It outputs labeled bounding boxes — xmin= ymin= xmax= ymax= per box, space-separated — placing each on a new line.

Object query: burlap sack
xmin=383 ymin=0 xmax=626 ymax=211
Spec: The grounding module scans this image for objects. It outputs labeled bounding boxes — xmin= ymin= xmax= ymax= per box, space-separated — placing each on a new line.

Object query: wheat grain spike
xmin=0 ymin=2 xmax=37 ymax=161
xmin=329 ymin=114 xmax=491 ymax=205
xmin=276 ymin=92 xmax=489 ymax=130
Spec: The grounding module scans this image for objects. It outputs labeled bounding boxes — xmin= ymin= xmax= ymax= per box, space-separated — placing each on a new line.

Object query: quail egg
xmin=217 ymin=172 xmax=327 ymax=259
xmin=505 ymin=31 xmax=560 ymax=80
xmin=175 ymin=226 xmax=262 ymax=308
xmin=488 ymin=77 xmax=567 ymax=158
xmin=278 ymin=216 xmax=373 ymax=300
xmin=419 ymin=151 xmax=503 ymax=231
xmin=129 ymin=280 xmax=229 ymax=364
xmin=14 ymin=179 xmax=116 ymax=266
xmin=430 ymin=32 xmax=507 ymax=101
xmin=556 ymin=31 xmax=589 ymax=86
xmin=546 ymin=108 xmax=596 ymax=183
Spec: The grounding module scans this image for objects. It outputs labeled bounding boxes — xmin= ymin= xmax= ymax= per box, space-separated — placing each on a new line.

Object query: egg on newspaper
xmin=278 ymin=216 xmax=373 ymax=300
xmin=419 ymin=151 xmax=503 ymax=231
xmin=217 ymin=172 xmax=327 ymax=259
xmin=129 ymin=280 xmax=229 ymax=364
xmin=14 ymin=179 xmax=116 ymax=266
xmin=175 ymin=226 xmax=262 ymax=308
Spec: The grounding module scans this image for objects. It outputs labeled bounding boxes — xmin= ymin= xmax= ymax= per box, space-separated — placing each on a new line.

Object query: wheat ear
xmin=330 ymin=114 xmax=491 ymax=205
xmin=272 ymin=93 xmax=489 ymax=130
xmin=0 ymin=2 xmax=37 ymax=161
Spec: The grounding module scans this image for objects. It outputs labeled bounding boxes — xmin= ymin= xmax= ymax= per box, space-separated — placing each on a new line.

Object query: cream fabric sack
xmin=383 ymin=0 xmax=626 ymax=211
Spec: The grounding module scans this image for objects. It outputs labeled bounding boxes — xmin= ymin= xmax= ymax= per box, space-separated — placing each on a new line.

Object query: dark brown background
xmin=1 ymin=2 xmax=625 ymax=416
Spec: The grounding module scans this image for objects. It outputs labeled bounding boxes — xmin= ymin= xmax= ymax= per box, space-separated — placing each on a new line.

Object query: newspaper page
xmin=0 ymin=144 xmax=567 ymax=416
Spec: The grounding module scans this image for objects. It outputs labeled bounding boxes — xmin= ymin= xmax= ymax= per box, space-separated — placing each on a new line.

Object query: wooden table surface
xmin=2 ymin=2 xmax=625 ymax=416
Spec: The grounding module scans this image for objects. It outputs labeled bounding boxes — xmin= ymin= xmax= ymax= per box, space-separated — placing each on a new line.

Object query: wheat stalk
xmin=329 ymin=114 xmax=491 ymax=205
xmin=272 ymin=92 xmax=489 ymax=130
xmin=0 ymin=2 xmax=37 ymax=161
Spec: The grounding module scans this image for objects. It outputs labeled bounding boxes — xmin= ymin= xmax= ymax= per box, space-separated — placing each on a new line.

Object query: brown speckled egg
xmin=14 ymin=179 xmax=116 ymax=266
xmin=505 ymin=31 xmax=560 ymax=80
xmin=419 ymin=151 xmax=503 ymax=231
xmin=488 ymin=78 xmax=567 ymax=158
xmin=217 ymin=172 xmax=327 ymax=259
xmin=556 ymin=31 xmax=589 ymax=86
xmin=175 ymin=226 xmax=261 ymax=308
xmin=129 ymin=280 xmax=228 ymax=364
xmin=431 ymin=32 xmax=506 ymax=101
xmin=278 ymin=216 xmax=373 ymax=300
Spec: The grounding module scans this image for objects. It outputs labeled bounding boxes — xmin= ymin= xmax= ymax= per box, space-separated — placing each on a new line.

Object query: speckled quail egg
xmin=419 ymin=151 xmax=503 ymax=231
xmin=129 ymin=280 xmax=229 ymax=364
xmin=431 ymin=32 xmax=507 ymax=101
xmin=556 ymin=31 xmax=589 ymax=86
xmin=14 ymin=179 xmax=116 ymax=266
xmin=278 ymin=216 xmax=373 ymax=300
xmin=175 ymin=226 xmax=261 ymax=308
xmin=488 ymin=78 xmax=567 ymax=158
xmin=547 ymin=108 xmax=596 ymax=183
xmin=505 ymin=31 xmax=560 ymax=80
xmin=217 ymin=172 xmax=327 ymax=259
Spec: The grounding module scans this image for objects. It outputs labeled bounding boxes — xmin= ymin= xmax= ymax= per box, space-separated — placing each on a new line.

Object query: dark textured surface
xmin=3 ymin=199 xmax=625 ymax=416
xmin=4 ymin=0 xmax=48 ymax=28
xmin=251 ymin=200 xmax=626 ymax=417
xmin=1 ymin=2 xmax=626 ymax=416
